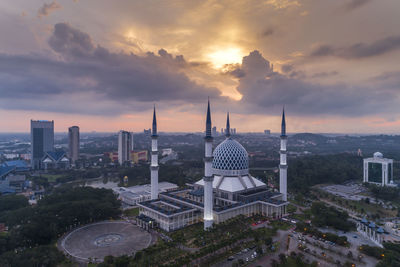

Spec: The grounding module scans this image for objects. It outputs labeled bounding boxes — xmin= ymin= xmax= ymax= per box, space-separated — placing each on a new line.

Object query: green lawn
xmin=41 ymin=174 xmax=64 ymax=182
xmin=123 ymin=207 xmax=139 ymax=217
xmin=269 ymin=220 xmax=292 ymax=230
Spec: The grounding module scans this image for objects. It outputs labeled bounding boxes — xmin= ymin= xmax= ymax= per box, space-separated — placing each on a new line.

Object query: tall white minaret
xmin=151 ymin=106 xmax=159 ymax=200
xmin=203 ymin=100 xmax=214 ymax=230
xmin=279 ymin=107 xmax=288 ymax=201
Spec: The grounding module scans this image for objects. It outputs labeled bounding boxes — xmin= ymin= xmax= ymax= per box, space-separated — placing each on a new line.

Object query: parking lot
xmin=214 ymin=247 xmax=259 ymax=267
xmin=288 ymin=230 xmax=378 ymax=267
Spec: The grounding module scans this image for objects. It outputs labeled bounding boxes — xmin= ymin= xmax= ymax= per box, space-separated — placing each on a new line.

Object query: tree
xmin=0 ymin=195 xmax=28 ymax=212
xmin=287 ymin=204 xmax=297 ymax=215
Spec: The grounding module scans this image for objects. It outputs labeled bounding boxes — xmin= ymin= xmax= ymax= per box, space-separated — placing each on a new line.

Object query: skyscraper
xmin=68 ymin=126 xmax=80 ymax=165
xmin=130 ymin=132 xmax=135 ymax=151
xmin=118 ymin=130 xmax=132 ymax=165
xmin=31 ymin=120 xmax=54 ymax=169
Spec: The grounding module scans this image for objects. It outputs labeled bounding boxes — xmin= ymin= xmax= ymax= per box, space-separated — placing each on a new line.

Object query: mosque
xmin=137 ymin=101 xmax=289 ymax=232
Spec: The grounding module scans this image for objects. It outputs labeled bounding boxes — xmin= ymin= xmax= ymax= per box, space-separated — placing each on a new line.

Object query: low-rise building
xmin=42 ymin=151 xmax=70 ymax=170
xmin=114 ymin=182 xmax=178 ymax=206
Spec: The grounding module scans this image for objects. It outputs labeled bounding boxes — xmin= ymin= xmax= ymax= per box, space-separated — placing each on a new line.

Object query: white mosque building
xmin=137 ymin=101 xmax=289 ymax=232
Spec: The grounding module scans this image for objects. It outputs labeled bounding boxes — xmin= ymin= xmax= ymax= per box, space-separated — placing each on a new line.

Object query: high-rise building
xmin=68 ymin=126 xmax=80 ymax=165
xmin=31 ymin=120 xmax=54 ymax=169
xmin=264 ymin=130 xmax=271 ymax=135
xmin=130 ymin=132 xmax=135 ymax=151
xmin=118 ymin=130 xmax=132 ymax=165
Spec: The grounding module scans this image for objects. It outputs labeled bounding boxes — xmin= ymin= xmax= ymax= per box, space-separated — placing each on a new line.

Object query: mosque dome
xmin=212 ymin=138 xmax=249 ymax=176
xmin=373 ymin=152 xmax=383 ymax=158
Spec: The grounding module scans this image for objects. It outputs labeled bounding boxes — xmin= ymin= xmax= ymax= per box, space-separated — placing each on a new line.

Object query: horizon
xmin=1 ymin=1 xmax=400 ymax=133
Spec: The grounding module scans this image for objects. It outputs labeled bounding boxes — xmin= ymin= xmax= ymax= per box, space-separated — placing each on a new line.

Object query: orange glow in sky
xmin=207 ymin=47 xmax=245 ymax=69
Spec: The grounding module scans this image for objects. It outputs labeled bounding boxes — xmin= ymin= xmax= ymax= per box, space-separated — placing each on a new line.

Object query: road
xmin=215 ymin=247 xmax=258 ymax=267
xmin=248 ymin=229 xmax=291 ymax=267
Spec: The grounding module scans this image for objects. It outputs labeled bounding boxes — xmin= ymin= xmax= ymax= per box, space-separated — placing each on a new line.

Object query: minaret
xmin=151 ymin=106 xmax=159 ymax=200
xmin=279 ymin=107 xmax=288 ymax=201
xmin=225 ymin=112 xmax=231 ymax=138
xmin=203 ymin=99 xmax=214 ymax=230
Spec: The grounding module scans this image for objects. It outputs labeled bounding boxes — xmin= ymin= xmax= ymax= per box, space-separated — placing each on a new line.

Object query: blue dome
xmin=212 ymin=138 xmax=249 ymax=175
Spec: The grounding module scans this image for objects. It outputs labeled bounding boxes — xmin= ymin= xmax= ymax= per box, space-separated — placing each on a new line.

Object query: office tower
xmin=130 ymin=132 xmax=135 ymax=151
xmin=118 ymin=130 xmax=132 ymax=165
xmin=31 ymin=120 xmax=54 ymax=169
xmin=68 ymin=126 xmax=80 ymax=164
xmin=264 ymin=130 xmax=271 ymax=135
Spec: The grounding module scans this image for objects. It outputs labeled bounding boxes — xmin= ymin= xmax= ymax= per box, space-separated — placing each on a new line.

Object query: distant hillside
xmin=291 ymin=133 xmax=328 ymax=142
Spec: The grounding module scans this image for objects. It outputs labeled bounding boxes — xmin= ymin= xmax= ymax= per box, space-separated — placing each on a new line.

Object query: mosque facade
xmin=137 ymin=101 xmax=289 ymax=232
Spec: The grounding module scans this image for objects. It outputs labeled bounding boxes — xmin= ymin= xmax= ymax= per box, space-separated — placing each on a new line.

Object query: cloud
xmin=222 ymin=64 xmax=245 ymax=78
xmin=342 ymin=0 xmax=372 ymax=11
xmin=0 ymin=23 xmax=222 ymax=115
xmin=48 ymin=23 xmax=94 ymax=57
xmin=310 ymin=35 xmax=400 ymax=59
xmin=37 ymin=1 xmax=62 ymax=18
xmin=281 ymin=64 xmax=293 ymax=73
xmin=0 ymin=21 xmax=399 ymax=122
xmin=265 ymin=0 xmax=300 ymax=9
xmin=262 ymin=28 xmax=275 ymax=37
xmin=310 ymin=71 xmax=339 ymax=79
xmin=235 ymin=50 xmax=398 ymax=117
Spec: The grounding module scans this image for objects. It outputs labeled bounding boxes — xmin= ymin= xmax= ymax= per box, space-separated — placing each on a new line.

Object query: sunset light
xmin=207 ymin=47 xmax=245 ymax=69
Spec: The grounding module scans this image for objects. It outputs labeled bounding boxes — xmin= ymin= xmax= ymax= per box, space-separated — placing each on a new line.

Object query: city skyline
xmin=1 ymin=1 xmax=400 ymax=133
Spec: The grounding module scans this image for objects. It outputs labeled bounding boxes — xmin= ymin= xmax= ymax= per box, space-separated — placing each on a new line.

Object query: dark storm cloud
xmin=0 ymin=23 xmax=221 ymax=115
xmin=342 ymin=0 xmax=372 ymax=11
xmin=281 ymin=64 xmax=293 ymax=73
xmin=48 ymin=23 xmax=94 ymax=57
xmin=310 ymin=35 xmax=400 ymax=59
xmin=37 ymin=1 xmax=62 ymax=18
xmin=235 ymin=50 xmax=397 ymax=116
xmin=222 ymin=64 xmax=245 ymax=78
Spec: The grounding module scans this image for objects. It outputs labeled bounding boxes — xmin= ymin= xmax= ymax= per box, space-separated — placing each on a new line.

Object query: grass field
xmin=41 ymin=174 xmax=64 ymax=182
xmin=123 ymin=207 xmax=139 ymax=217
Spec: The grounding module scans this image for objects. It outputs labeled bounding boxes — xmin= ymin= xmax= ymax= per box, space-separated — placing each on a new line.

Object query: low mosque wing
xmin=136 ymin=101 xmax=289 ymax=232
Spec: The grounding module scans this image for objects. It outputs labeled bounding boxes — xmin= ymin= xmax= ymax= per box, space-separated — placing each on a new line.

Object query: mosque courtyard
xmin=58 ymin=221 xmax=153 ymax=263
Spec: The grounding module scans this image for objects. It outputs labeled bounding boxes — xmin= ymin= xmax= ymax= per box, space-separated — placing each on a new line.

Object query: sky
xmin=1 ymin=0 xmax=400 ymax=133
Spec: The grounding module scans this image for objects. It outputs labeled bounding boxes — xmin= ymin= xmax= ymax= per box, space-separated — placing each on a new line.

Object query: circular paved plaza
xmin=59 ymin=221 xmax=152 ymax=262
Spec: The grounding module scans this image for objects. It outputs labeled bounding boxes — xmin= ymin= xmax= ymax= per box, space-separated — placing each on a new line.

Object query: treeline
xmin=98 ymin=215 xmax=278 ymax=267
xmin=288 ymin=153 xmax=362 ymax=193
xmin=360 ymin=242 xmax=400 ymax=267
xmin=365 ymin=183 xmax=400 ymax=201
xmin=0 ymin=186 xmax=121 ymax=266
xmin=0 ymin=194 xmax=28 ymax=213
xmin=310 ymin=202 xmax=355 ymax=232
xmin=119 ymin=161 xmax=202 ymax=187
